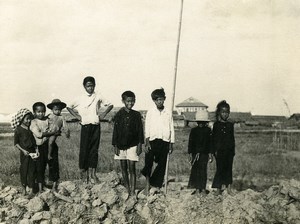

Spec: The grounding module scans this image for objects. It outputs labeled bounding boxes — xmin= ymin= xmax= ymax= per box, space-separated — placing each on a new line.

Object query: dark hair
xmin=151 ymin=88 xmax=166 ymax=100
xmin=215 ymin=100 xmax=230 ymax=121
xmin=21 ymin=112 xmax=33 ymax=123
xmin=121 ymin=91 xmax=135 ymax=100
xmin=32 ymin=102 xmax=46 ymax=112
xmin=83 ymin=76 xmax=95 ymax=86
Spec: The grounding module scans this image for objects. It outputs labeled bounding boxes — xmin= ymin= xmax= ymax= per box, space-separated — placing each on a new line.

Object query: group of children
xmin=12 ymin=100 xmax=68 ymax=196
xmin=12 ymin=75 xmax=235 ymax=198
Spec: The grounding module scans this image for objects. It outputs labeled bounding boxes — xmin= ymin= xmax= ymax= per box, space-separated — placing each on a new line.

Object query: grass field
xmin=1 ymin=122 xmax=300 ymax=191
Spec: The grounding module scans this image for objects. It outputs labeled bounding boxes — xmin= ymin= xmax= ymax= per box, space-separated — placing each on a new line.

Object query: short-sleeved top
xmin=30 ymin=118 xmax=49 ymax=146
xmin=70 ymin=91 xmax=111 ymax=125
xmin=188 ymin=126 xmax=212 ymax=154
xmin=112 ymin=108 xmax=144 ymax=150
xmin=14 ymin=126 xmax=36 ymax=153
xmin=145 ymin=107 xmax=175 ymax=143
xmin=211 ymin=121 xmax=235 ymax=155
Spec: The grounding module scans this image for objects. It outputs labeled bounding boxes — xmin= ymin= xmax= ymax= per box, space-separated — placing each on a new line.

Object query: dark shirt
xmin=211 ymin=121 xmax=235 ymax=155
xmin=112 ymin=108 xmax=144 ymax=150
xmin=188 ymin=126 xmax=212 ymax=154
xmin=14 ymin=126 xmax=36 ymax=153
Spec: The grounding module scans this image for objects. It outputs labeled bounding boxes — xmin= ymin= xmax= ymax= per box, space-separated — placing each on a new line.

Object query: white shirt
xmin=30 ymin=118 xmax=49 ymax=146
xmin=145 ymin=107 xmax=175 ymax=143
xmin=71 ymin=91 xmax=111 ymax=125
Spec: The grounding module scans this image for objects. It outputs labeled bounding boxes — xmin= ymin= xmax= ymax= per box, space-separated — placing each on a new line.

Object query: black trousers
xmin=141 ymin=139 xmax=170 ymax=188
xmin=36 ymin=142 xmax=48 ymax=184
xmin=188 ymin=153 xmax=209 ymax=190
xmin=20 ymin=152 xmax=36 ymax=188
xmin=79 ymin=124 xmax=100 ymax=170
xmin=48 ymin=142 xmax=59 ymax=182
xmin=212 ymin=153 xmax=234 ymax=189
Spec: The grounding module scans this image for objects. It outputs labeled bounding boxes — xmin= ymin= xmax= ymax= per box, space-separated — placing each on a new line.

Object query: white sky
xmin=1 ymin=0 xmax=300 ymax=116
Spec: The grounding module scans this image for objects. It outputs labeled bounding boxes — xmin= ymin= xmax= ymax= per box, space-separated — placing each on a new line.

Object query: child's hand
xmin=144 ymin=143 xmax=151 ymax=153
xmin=137 ymin=144 xmax=142 ymax=156
xmin=195 ymin=153 xmax=200 ymax=161
xmin=48 ymin=154 xmax=53 ymax=160
xmin=114 ymin=147 xmax=120 ymax=156
xmin=209 ymin=154 xmax=213 ymax=163
xmin=22 ymin=150 xmax=29 ymax=156
xmin=188 ymin=154 xmax=193 ymax=164
xmin=169 ymin=143 xmax=174 ymax=154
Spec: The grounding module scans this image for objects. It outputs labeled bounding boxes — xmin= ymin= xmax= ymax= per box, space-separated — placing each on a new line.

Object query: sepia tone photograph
xmin=0 ymin=0 xmax=300 ymax=223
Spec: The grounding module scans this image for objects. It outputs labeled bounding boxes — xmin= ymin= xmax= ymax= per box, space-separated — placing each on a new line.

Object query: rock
xmin=40 ymin=220 xmax=50 ymax=224
xmin=147 ymin=194 xmax=158 ymax=204
xmin=72 ymin=203 xmax=87 ymax=214
xmin=92 ymin=203 xmax=108 ymax=221
xmin=19 ymin=219 xmax=33 ymax=224
xmin=138 ymin=205 xmax=152 ymax=222
xmin=124 ymin=197 xmax=137 ymax=213
xmin=115 ymin=185 xmax=129 ymax=202
xmin=31 ymin=211 xmax=51 ymax=221
xmin=26 ymin=197 xmax=45 ymax=212
xmin=39 ymin=190 xmax=53 ymax=201
xmin=14 ymin=197 xmax=29 ymax=207
xmin=92 ymin=198 xmax=103 ymax=207
xmin=58 ymin=181 xmax=76 ymax=193
xmin=4 ymin=194 xmax=13 ymax=202
xmin=100 ymin=171 xmax=120 ymax=187
xmin=51 ymin=218 xmax=61 ymax=224
xmin=98 ymin=189 xmax=119 ymax=206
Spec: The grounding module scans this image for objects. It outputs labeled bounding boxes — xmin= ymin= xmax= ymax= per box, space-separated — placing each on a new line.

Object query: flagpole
xmin=164 ymin=0 xmax=184 ymax=195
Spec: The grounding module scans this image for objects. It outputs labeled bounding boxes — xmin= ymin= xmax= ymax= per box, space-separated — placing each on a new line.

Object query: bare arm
xmin=98 ymin=104 xmax=113 ymax=120
xmin=66 ymin=107 xmax=82 ymax=121
xmin=15 ymin=144 xmax=29 ymax=156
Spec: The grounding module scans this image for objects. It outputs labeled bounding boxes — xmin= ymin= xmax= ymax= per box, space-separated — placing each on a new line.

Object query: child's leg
xmin=22 ymin=185 xmax=27 ymax=195
xmin=149 ymin=140 xmax=169 ymax=188
xmin=49 ymin=142 xmax=59 ymax=191
xmin=120 ymin=160 xmax=130 ymax=194
xmin=36 ymin=145 xmax=47 ymax=192
xmin=128 ymin=161 xmax=136 ymax=196
xmin=48 ymin=136 xmax=57 ymax=160
xmin=141 ymin=149 xmax=155 ymax=195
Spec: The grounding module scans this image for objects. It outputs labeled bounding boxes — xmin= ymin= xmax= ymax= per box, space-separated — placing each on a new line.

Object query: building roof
xmin=176 ymin=97 xmax=208 ymax=108
xmin=289 ymin=113 xmax=300 ymax=120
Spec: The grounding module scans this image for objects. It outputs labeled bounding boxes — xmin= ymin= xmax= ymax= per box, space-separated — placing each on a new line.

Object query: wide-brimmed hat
xmin=11 ymin=108 xmax=32 ymax=130
xmin=195 ymin=110 xmax=210 ymax=122
xmin=47 ymin=99 xmax=67 ymax=110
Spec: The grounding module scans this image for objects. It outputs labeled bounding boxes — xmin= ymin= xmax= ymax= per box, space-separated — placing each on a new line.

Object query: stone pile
xmin=0 ymin=173 xmax=300 ymax=223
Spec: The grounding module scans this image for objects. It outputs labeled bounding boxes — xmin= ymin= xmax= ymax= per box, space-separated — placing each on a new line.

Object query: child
xmin=211 ymin=100 xmax=235 ymax=195
xmin=12 ymin=108 xmax=38 ymax=196
xmin=47 ymin=99 xmax=70 ymax=191
xmin=188 ymin=110 xmax=213 ymax=195
xmin=67 ymin=76 xmax=113 ymax=183
xmin=141 ymin=88 xmax=175 ymax=195
xmin=30 ymin=102 xmax=60 ymax=193
xmin=112 ymin=91 xmax=144 ymax=196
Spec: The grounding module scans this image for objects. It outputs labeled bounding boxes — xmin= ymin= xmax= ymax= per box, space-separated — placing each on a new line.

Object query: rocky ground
xmin=0 ymin=172 xmax=300 ymax=224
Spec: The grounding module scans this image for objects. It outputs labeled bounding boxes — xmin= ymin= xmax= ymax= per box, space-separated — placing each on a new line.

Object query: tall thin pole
xmin=164 ymin=0 xmax=184 ymax=195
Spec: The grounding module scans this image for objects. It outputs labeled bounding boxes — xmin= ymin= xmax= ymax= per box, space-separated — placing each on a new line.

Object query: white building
xmin=175 ymin=97 xmax=208 ymax=114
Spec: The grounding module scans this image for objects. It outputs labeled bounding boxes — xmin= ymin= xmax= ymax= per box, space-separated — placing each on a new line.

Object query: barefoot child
xmin=12 ymin=108 xmax=38 ymax=196
xmin=47 ymin=99 xmax=70 ymax=191
xmin=30 ymin=102 xmax=60 ymax=193
xmin=112 ymin=91 xmax=144 ymax=196
xmin=141 ymin=88 xmax=175 ymax=195
xmin=67 ymin=76 xmax=113 ymax=183
xmin=211 ymin=100 xmax=235 ymax=195
xmin=188 ymin=110 xmax=213 ymax=195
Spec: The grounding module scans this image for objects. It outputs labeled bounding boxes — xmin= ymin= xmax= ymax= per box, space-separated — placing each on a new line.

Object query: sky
xmin=1 ymin=0 xmax=300 ymax=116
